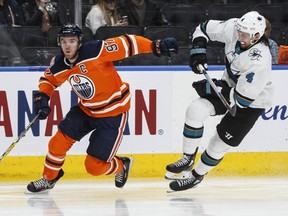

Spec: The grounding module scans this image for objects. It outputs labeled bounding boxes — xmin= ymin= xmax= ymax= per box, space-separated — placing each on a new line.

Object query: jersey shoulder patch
xmin=248 ymin=48 xmax=262 ymax=61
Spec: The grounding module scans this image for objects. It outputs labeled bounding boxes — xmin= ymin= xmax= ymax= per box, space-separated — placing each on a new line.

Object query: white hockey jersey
xmin=193 ymin=18 xmax=273 ymax=109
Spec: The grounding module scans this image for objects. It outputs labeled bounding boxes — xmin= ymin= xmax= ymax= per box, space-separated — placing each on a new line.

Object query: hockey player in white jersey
xmin=166 ymin=11 xmax=274 ymax=191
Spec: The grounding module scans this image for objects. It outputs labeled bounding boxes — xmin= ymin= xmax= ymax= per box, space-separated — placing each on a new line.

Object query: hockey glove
xmin=192 ymin=79 xmax=223 ymax=98
xmin=190 ymin=37 xmax=208 ymax=74
xmin=33 ymin=92 xmax=51 ymax=120
xmin=152 ymin=37 xmax=178 ymax=57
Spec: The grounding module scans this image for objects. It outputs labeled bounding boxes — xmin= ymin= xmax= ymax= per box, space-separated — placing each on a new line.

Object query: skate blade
xmin=166 ymin=189 xmax=177 ymax=193
xmin=24 ymin=189 xmax=51 ymax=195
xmin=165 ymin=171 xmax=192 ymax=180
xmin=166 ymin=187 xmax=190 ymax=193
xmin=166 ymin=188 xmax=192 ymax=193
xmin=166 ymin=182 xmax=201 ymax=193
xmin=128 ymin=157 xmax=134 ymax=172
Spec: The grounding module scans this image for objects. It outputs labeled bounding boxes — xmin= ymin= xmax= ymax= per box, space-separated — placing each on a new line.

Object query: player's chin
xmin=64 ymin=53 xmax=74 ymax=59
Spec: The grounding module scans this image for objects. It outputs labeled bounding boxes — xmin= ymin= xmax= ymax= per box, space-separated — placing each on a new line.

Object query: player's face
xmin=59 ymin=36 xmax=80 ymax=61
xmin=237 ymin=30 xmax=251 ymax=49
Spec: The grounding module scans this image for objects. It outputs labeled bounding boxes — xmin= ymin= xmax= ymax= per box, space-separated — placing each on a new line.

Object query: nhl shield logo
xmin=69 ymin=74 xmax=95 ymax=99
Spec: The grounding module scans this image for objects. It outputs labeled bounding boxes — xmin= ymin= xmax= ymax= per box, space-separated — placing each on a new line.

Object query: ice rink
xmin=1 ymin=176 xmax=288 ymax=216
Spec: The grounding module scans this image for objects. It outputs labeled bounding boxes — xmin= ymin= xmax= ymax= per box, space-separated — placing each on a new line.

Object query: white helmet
xmin=236 ymin=11 xmax=266 ymax=39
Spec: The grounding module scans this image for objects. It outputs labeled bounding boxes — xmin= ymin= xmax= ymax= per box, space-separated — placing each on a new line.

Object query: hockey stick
xmin=198 ymin=65 xmax=236 ymax=117
xmin=0 ymin=113 xmax=40 ymax=162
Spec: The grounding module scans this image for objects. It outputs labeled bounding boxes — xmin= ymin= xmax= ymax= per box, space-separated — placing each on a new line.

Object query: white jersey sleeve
xmin=193 ymin=19 xmax=238 ymax=43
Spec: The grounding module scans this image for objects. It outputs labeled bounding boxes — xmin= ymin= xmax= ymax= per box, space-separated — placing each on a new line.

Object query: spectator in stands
xmin=278 ymin=45 xmax=288 ymax=65
xmin=265 ymin=19 xmax=279 ymax=65
xmin=20 ymin=0 xmax=61 ymax=32
xmin=56 ymin=0 xmax=73 ymax=25
xmin=85 ymin=0 xmax=128 ymax=35
xmin=118 ymin=0 xmax=168 ymax=27
xmin=0 ymin=0 xmax=24 ymax=26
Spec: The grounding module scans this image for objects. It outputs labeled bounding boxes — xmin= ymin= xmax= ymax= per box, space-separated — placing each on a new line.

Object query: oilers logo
xmin=69 ymin=75 xmax=95 ymax=99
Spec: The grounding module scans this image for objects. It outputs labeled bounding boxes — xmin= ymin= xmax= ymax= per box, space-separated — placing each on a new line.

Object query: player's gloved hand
xmin=33 ymin=92 xmax=51 ymax=120
xmin=152 ymin=37 xmax=178 ymax=57
xmin=190 ymin=37 xmax=208 ymax=74
xmin=192 ymin=79 xmax=222 ymax=98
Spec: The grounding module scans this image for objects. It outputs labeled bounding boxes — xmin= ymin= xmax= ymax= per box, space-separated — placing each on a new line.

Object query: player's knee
xmin=206 ymin=133 xmax=231 ymax=160
xmin=186 ymin=98 xmax=214 ymax=124
xmin=48 ymin=130 xmax=76 ymax=156
xmin=85 ymin=155 xmax=107 ymax=176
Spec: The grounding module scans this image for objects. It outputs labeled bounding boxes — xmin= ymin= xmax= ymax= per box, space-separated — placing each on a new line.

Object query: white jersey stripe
xmin=107 ymin=111 xmax=128 ymax=161
xmin=82 ymin=84 xmax=128 ymax=107
xmin=119 ymin=36 xmax=129 ymax=58
xmin=47 ymin=152 xmax=65 ymax=162
xmin=91 ymin=94 xmax=131 ymax=115
xmin=128 ymin=35 xmax=139 ymax=55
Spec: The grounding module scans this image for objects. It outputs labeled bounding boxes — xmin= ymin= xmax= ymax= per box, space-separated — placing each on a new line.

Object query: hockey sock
xmin=85 ymin=155 xmax=123 ymax=176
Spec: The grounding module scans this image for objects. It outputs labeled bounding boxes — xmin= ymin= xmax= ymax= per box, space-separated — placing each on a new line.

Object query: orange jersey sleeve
xmin=99 ymin=34 xmax=153 ymax=61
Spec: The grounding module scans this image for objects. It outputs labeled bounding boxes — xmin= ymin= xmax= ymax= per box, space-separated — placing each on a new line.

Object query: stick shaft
xmin=0 ymin=114 xmax=40 ymax=162
xmin=198 ymin=65 xmax=236 ymax=116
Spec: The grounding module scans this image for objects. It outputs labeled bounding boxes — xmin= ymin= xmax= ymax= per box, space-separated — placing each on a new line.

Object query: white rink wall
xmin=0 ymin=66 xmax=287 ymax=156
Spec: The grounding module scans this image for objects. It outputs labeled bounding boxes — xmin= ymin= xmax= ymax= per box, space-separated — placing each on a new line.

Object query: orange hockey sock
xmin=85 ymin=155 xmax=123 ymax=176
xmin=43 ymin=130 xmax=76 ymax=180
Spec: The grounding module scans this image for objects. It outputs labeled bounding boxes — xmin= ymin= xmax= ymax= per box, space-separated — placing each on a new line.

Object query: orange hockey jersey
xmin=38 ymin=34 xmax=153 ymax=118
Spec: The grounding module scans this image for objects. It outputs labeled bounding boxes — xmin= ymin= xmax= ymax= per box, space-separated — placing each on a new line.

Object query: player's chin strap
xmin=198 ymin=64 xmax=237 ymax=117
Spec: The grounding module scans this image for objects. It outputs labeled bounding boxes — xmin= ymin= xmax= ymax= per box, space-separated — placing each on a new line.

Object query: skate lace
xmin=174 ymin=155 xmax=191 ymax=167
xmin=177 ymin=177 xmax=195 ymax=187
xmin=33 ymin=178 xmax=49 ymax=189
xmin=115 ymin=168 xmax=125 ymax=183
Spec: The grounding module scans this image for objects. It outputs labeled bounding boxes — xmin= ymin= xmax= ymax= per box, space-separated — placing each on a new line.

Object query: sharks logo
xmin=248 ymin=48 xmax=262 ymax=60
xmin=69 ymin=75 xmax=95 ymax=99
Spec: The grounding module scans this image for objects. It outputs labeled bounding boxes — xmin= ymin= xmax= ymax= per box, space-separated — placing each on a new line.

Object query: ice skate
xmin=165 ymin=152 xmax=196 ymax=180
xmin=115 ymin=157 xmax=134 ymax=188
xmin=26 ymin=169 xmax=64 ymax=194
xmin=168 ymin=170 xmax=204 ymax=192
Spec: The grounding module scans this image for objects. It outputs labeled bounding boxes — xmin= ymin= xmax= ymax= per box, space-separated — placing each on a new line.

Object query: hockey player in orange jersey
xmin=26 ymin=23 xmax=178 ymax=193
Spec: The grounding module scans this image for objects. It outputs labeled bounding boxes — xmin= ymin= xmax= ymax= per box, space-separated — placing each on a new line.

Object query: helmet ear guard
xmin=57 ymin=23 xmax=84 ymax=46
xmin=236 ymin=11 xmax=266 ymax=40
